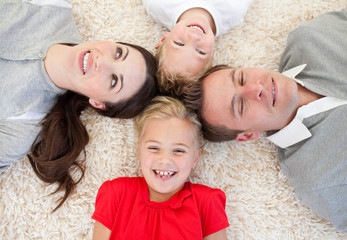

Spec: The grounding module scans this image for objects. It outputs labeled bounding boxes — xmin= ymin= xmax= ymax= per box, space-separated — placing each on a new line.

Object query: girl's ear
xmin=89 ymin=99 xmax=106 ymax=110
xmin=155 ymin=32 xmax=169 ymax=49
xmin=235 ymin=132 xmax=261 ymax=142
xmin=192 ymin=148 xmax=202 ymax=170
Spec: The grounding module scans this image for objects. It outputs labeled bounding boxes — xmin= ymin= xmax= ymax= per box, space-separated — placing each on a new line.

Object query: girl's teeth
xmin=155 ymin=170 xmax=174 ymax=178
xmin=83 ymin=52 xmax=90 ymax=73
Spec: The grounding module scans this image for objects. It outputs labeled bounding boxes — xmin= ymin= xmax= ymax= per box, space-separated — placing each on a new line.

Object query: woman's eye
xmin=111 ymin=75 xmax=118 ymax=88
xmin=115 ymin=47 xmax=122 ymax=59
xmin=174 ymin=41 xmax=184 ymax=46
xmin=197 ymin=49 xmax=206 ymax=55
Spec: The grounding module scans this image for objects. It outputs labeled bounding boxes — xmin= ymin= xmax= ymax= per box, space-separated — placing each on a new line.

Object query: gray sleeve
xmin=0 ymin=119 xmax=41 ymax=172
xmin=279 ymin=8 xmax=347 ymax=99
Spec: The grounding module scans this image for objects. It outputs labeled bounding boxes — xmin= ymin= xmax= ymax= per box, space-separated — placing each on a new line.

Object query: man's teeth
xmin=83 ymin=52 xmax=90 ymax=73
xmin=189 ymin=25 xmax=204 ymax=33
xmin=154 ymin=170 xmax=175 ymax=178
xmin=272 ymin=81 xmax=275 ymax=106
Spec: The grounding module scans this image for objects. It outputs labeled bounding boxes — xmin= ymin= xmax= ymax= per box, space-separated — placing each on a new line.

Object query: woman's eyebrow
xmin=122 ymin=47 xmax=129 ymax=61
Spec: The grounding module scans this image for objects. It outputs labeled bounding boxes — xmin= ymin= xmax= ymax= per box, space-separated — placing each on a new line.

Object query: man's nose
xmin=242 ymin=82 xmax=263 ymax=101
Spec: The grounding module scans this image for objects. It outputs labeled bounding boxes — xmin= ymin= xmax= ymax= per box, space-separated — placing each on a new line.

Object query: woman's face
xmin=60 ymin=41 xmax=147 ymax=109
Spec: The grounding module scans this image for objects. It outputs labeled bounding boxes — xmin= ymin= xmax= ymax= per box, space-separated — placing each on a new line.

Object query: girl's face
xmin=54 ymin=41 xmax=147 ymax=109
xmin=138 ymin=117 xmax=200 ymax=202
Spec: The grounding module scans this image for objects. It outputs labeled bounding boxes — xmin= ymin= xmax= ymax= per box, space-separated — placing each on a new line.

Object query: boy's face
xmin=158 ymin=15 xmax=215 ymax=76
xmin=138 ymin=117 xmax=200 ymax=202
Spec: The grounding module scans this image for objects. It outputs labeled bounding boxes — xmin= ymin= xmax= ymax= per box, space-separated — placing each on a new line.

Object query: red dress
xmin=92 ymin=177 xmax=229 ymax=239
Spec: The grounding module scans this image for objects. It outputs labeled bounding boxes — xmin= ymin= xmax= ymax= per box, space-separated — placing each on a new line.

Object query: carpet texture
xmin=1 ymin=0 xmax=347 ymax=239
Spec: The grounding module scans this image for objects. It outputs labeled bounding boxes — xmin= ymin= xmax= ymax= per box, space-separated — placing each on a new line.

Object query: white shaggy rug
xmin=1 ymin=0 xmax=347 ymax=239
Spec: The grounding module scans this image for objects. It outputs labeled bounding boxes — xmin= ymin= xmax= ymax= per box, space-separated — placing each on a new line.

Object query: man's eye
xmin=240 ymin=98 xmax=244 ymax=114
xmin=111 ymin=75 xmax=117 ymax=88
xmin=115 ymin=47 xmax=122 ymax=59
xmin=240 ymin=72 xmax=244 ymax=86
xmin=197 ymin=49 xmax=206 ymax=55
xmin=174 ymin=41 xmax=184 ymax=46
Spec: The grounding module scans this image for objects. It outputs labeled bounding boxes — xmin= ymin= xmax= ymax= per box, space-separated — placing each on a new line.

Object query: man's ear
xmin=155 ymin=32 xmax=169 ymax=49
xmin=89 ymin=99 xmax=106 ymax=110
xmin=235 ymin=132 xmax=261 ymax=142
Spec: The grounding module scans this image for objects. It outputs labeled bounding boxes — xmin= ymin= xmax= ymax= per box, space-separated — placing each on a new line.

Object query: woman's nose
xmin=94 ymin=54 xmax=114 ymax=73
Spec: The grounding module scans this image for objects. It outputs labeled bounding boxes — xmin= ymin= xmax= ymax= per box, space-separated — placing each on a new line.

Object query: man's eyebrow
xmin=116 ymin=75 xmax=124 ymax=93
xmin=122 ymin=47 xmax=129 ymax=61
xmin=230 ymin=69 xmax=238 ymax=119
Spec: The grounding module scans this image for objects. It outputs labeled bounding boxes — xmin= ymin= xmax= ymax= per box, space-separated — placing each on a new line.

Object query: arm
xmin=92 ymin=221 xmax=111 ymax=240
xmin=204 ymin=229 xmax=227 ymax=240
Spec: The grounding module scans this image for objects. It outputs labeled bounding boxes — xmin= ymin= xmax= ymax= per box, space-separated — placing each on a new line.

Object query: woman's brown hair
xmin=28 ymin=42 xmax=158 ymax=212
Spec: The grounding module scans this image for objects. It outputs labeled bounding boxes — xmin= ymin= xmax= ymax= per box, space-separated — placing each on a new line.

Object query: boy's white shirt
xmin=142 ymin=0 xmax=254 ymax=37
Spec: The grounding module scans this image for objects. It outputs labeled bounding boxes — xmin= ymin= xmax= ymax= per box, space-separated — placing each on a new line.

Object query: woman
xmin=0 ymin=0 xmax=158 ymax=210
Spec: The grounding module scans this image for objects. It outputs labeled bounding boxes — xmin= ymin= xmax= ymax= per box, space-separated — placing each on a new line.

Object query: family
xmin=1 ymin=0 xmax=346 ymax=238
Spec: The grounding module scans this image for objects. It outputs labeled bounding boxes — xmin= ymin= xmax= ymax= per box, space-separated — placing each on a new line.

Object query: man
xmin=184 ymin=9 xmax=347 ymax=231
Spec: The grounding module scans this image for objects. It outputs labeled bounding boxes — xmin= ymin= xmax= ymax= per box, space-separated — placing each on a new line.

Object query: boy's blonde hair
xmin=155 ymin=42 xmax=212 ymax=98
xmin=134 ymin=96 xmax=203 ymax=150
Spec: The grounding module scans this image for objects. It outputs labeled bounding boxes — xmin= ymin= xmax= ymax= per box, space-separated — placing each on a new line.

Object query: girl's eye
xmin=148 ymin=146 xmax=159 ymax=151
xmin=115 ymin=47 xmax=122 ymax=59
xmin=111 ymin=75 xmax=118 ymax=88
xmin=174 ymin=41 xmax=184 ymax=46
xmin=197 ymin=49 xmax=206 ymax=55
xmin=174 ymin=149 xmax=186 ymax=154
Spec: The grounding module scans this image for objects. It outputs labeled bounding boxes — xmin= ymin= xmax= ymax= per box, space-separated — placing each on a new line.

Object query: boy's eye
xmin=174 ymin=41 xmax=184 ymax=46
xmin=197 ymin=49 xmax=206 ymax=55
xmin=111 ymin=75 xmax=117 ymax=88
xmin=115 ymin=47 xmax=122 ymax=59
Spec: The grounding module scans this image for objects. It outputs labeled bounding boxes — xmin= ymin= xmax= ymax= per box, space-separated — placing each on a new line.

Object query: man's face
xmin=201 ymin=68 xmax=300 ymax=140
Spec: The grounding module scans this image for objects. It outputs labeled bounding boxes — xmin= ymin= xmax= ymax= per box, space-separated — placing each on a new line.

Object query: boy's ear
xmin=89 ymin=98 xmax=106 ymax=110
xmin=155 ymin=32 xmax=169 ymax=49
xmin=192 ymin=148 xmax=202 ymax=170
xmin=235 ymin=132 xmax=261 ymax=142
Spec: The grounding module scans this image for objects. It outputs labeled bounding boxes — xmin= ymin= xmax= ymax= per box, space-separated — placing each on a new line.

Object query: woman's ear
xmin=155 ymin=32 xmax=169 ymax=49
xmin=89 ymin=99 xmax=106 ymax=110
xmin=235 ymin=132 xmax=261 ymax=142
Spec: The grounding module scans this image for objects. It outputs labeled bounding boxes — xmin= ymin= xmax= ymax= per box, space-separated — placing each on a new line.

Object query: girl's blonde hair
xmin=134 ymin=96 xmax=203 ymax=150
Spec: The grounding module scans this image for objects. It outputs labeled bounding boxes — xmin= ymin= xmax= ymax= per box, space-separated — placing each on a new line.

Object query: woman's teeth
xmin=83 ymin=52 xmax=90 ymax=73
xmin=154 ymin=170 xmax=175 ymax=178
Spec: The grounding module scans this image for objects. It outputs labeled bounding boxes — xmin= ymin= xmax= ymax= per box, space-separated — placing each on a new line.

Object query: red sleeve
xmin=201 ymin=188 xmax=230 ymax=237
xmin=91 ymin=180 xmax=118 ymax=230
